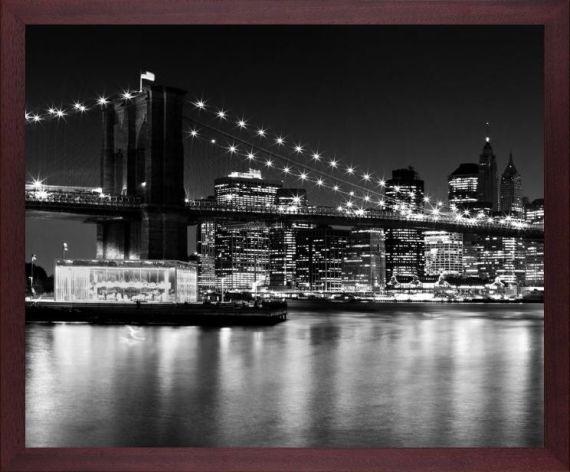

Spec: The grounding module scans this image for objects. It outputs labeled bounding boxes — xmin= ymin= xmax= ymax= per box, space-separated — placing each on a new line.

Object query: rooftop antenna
xmin=485 ymin=121 xmax=491 ymax=143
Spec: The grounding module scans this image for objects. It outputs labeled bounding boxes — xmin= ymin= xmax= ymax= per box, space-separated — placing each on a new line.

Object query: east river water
xmin=26 ymin=303 xmax=543 ymax=447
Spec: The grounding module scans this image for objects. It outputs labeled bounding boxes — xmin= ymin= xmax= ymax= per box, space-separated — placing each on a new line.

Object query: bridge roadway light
xmin=97 ymin=96 xmax=109 ymax=106
xmin=294 ymin=144 xmax=303 ymax=153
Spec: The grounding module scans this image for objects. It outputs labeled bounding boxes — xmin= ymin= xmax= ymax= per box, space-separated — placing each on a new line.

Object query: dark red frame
xmin=2 ymin=1 xmax=569 ymax=470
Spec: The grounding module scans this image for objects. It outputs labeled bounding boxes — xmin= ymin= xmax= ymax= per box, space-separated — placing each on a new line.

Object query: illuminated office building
xmin=342 ymin=228 xmax=385 ymax=293
xmin=214 ymin=169 xmax=281 ymax=206
xmin=524 ymin=198 xmax=544 ymax=286
xmin=448 ymin=163 xmax=484 ymax=212
xmin=496 ymin=236 xmax=526 ymax=285
xmin=296 ymin=226 xmax=349 ymax=292
xmin=423 ymin=230 xmax=463 ymax=276
xmin=499 ymin=153 xmax=523 ymax=216
xmin=215 ymin=222 xmax=270 ymax=291
xmin=384 ymin=167 xmax=425 ymax=281
xmin=196 ymin=221 xmax=217 ymax=294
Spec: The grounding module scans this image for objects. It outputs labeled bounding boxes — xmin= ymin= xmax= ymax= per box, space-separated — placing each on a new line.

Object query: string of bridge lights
xmin=24 ymin=89 xmax=524 ymax=227
xmin=182 ymin=126 xmax=524 ymax=227
xmin=188 ymin=98 xmax=391 ymax=189
xmin=184 ymin=97 xmax=476 ymax=218
xmin=24 ymin=90 xmax=138 ymax=123
xmin=184 ymin=119 xmax=444 ymax=218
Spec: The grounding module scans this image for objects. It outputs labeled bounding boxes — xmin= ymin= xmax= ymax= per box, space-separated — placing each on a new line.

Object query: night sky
xmin=25 ymin=26 xmax=543 ymax=272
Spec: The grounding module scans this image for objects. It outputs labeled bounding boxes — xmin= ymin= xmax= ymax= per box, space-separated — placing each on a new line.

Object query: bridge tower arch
xmin=97 ymin=83 xmax=188 ymax=260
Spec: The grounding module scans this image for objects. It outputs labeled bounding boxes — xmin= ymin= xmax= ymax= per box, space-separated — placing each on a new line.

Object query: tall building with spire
xmin=478 ymin=138 xmax=498 ymax=210
xmin=499 ymin=152 xmax=523 ymax=215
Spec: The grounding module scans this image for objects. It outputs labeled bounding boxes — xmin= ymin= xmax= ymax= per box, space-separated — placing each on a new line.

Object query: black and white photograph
xmin=25 ymin=25 xmax=544 ymax=448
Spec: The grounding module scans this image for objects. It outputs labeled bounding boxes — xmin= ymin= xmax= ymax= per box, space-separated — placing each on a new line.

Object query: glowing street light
xmin=247 ymin=152 xmax=255 ymax=160
xmin=347 ymin=166 xmax=355 ymax=174
xmin=257 ymin=128 xmax=266 ymax=137
xmin=316 ymin=179 xmax=324 ymax=186
xmin=55 ymin=109 xmax=66 ymax=119
xmin=283 ymin=166 xmax=290 ymax=174
xmin=216 ymin=109 xmax=227 ymax=119
xmin=329 ymin=159 xmax=338 ymax=168
xmin=237 ymin=119 xmax=247 ymax=128
xmin=189 ymin=129 xmax=199 ymax=138
xmin=294 ymin=144 xmax=303 ymax=153
xmin=227 ymin=144 xmax=237 ymax=154
xmin=97 ymin=96 xmax=109 ymax=106
xmin=363 ymin=173 xmax=371 ymax=181
xmin=122 ymin=91 xmax=133 ymax=100
xmin=275 ymin=136 xmax=285 ymax=145
xmin=312 ymin=152 xmax=321 ymax=161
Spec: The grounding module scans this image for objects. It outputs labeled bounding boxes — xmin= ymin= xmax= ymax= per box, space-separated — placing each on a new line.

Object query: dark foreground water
xmin=26 ymin=303 xmax=543 ymax=447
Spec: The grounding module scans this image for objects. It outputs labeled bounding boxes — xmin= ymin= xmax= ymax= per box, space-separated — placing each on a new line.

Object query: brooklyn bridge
xmin=25 ymin=77 xmax=543 ymax=262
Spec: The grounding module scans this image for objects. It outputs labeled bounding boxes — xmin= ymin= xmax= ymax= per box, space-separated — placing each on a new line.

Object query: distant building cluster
xmin=195 ymin=139 xmax=543 ymax=296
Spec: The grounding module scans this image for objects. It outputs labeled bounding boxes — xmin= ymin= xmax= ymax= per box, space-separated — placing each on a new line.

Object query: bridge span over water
xmin=25 ymin=188 xmax=544 ymax=240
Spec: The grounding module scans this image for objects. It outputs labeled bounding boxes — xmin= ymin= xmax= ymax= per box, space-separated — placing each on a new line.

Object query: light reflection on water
xmin=26 ymin=303 xmax=543 ymax=447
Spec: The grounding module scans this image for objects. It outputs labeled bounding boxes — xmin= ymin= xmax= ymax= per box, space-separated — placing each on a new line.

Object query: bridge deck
xmin=25 ymin=190 xmax=544 ymax=239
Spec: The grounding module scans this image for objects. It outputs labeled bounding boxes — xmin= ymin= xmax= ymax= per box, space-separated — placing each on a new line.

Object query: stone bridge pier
xmin=97 ymin=83 xmax=188 ymax=260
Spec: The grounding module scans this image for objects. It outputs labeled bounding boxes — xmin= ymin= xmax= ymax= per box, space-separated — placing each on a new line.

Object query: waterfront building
xmin=268 ymin=223 xmax=298 ymax=289
xmin=215 ymin=221 xmax=270 ymax=291
xmin=384 ymin=167 xmax=425 ymax=281
xmin=196 ymin=221 xmax=218 ymax=295
xmin=499 ymin=153 xmax=523 ymax=216
xmin=296 ymin=226 xmax=349 ymax=292
xmin=524 ymin=198 xmax=544 ymax=286
xmin=478 ymin=138 xmax=498 ymax=210
xmin=448 ymin=163 xmax=480 ymax=210
xmin=342 ymin=228 xmax=386 ymax=293
xmin=54 ymin=259 xmax=197 ymax=303
xmin=424 ymin=230 xmax=463 ymax=276
xmin=214 ymin=168 xmax=281 ymax=206
xmin=496 ymin=236 xmax=526 ymax=285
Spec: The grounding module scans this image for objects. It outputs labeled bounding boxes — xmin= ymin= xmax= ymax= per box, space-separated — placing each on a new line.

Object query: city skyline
xmin=26 ymin=25 xmax=543 ymax=266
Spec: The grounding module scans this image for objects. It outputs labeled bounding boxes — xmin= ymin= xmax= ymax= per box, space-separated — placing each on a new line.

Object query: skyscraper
xmin=499 ymin=153 xmax=523 ymax=216
xmin=424 ymin=230 xmax=463 ymax=276
xmin=478 ymin=138 xmax=498 ymax=210
xmin=296 ymin=226 xmax=349 ymax=292
xmin=200 ymin=169 xmax=280 ymax=291
xmin=342 ymin=228 xmax=386 ymax=293
xmin=524 ymin=198 xmax=544 ymax=286
xmin=384 ymin=167 xmax=425 ymax=281
xmin=214 ymin=169 xmax=281 ymax=206
xmin=448 ymin=163 xmax=481 ymax=211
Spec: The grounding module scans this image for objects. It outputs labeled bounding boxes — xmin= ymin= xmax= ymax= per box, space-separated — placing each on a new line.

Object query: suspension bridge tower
xmin=97 ymin=81 xmax=188 ymax=260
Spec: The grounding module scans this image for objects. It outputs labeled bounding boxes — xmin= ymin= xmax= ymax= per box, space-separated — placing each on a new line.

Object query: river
xmin=26 ymin=303 xmax=543 ymax=447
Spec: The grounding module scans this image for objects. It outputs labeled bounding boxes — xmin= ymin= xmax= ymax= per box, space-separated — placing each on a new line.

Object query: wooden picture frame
xmin=2 ymin=1 xmax=568 ymax=470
